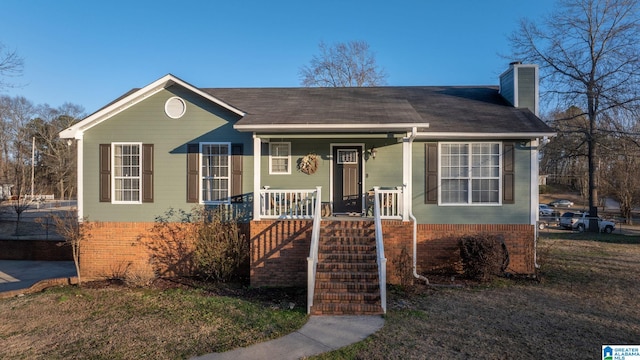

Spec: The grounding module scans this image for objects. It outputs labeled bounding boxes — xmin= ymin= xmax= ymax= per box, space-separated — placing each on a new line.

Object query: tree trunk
xmin=587 ymin=90 xmax=599 ymax=233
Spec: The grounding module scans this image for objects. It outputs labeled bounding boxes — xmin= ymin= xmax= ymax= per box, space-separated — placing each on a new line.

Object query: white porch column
xmin=253 ymin=134 xmax=262 ymax=221
xmin=530 ymin=138 xmax=539 ymax=226
xmin=402 ymin=136 xmax=411 ymax=221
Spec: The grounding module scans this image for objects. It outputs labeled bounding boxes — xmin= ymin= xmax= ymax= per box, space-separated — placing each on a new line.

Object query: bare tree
xmin=0 ymin=97 xmax=37 ymax=226
xmin=540 ymin=106 xmax=589 ymax=191
xmin=27 ymin=103 xmax=83 ymax=199
xmin=299 ymin=40 xmax=388 ymax=87
xmin=0 ymin=96 xmax=36 ymax=195
xmin=0 ymin=42 xmax=24 ymax=91
xmin=601 ymin=138 xmax=640 ymax=223
xmin=510 ymin=0 xmax=640 ymax=231
xmin=51 ymin=210 xmax=91 ymax=285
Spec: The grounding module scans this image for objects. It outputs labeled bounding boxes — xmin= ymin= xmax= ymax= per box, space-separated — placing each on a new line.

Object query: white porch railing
xmin=373 ymin=187 xmax=388 ymax=314
xmin=306 ymin=186 xmax=322 ymax=314
xmin=260 ymin=188 xmax=319 ymax=219
xmin=369 ymin=186 xmax=403 ymax=219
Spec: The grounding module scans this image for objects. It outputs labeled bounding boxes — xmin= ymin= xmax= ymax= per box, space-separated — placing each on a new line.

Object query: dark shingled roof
xmin=203 ymin=86 xmax=553 ymax=134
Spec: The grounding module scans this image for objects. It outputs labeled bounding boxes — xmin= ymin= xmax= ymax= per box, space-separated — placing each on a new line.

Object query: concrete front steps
xmin=310 ymin=220 xmax=383 ymax=315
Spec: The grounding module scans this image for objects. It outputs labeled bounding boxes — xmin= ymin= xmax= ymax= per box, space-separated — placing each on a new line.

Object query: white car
xmin=539 ymin=204 xmax=554 ymax=216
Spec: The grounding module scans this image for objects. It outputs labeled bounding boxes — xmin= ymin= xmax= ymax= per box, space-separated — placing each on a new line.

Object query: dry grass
xmin=2 ymin=236 xmax=639 ymax=359
xmin=0 ymin=281 xmax=306 ymax=359
xmin=313 ymin=235 xmax=640 ymax=360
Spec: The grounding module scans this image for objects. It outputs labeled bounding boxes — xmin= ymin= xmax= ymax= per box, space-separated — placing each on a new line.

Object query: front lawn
xmin=2 ymin=235 xmax=639 ymax=359
xmin=0 ymin=281 xmax=306 ymax=359
xmin=312 ymin=235 xmax=640 ymax=359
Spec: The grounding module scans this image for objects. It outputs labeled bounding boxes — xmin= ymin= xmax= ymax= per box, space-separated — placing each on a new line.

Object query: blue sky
xmin=2 ymin=0 xmax=555 ymax=114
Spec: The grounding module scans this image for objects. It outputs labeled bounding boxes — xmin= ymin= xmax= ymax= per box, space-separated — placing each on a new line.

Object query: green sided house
xmin=60 ymin=63 xmax=554 ymax=315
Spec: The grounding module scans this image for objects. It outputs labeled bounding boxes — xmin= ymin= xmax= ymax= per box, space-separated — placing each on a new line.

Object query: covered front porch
xmin=244 ymin=130 xmax=423 ymax=315
xmin=248 ymin=132 xmax=419 ymax=222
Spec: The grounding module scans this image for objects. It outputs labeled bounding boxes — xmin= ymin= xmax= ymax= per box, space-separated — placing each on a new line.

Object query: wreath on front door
xmin=299 ymin=153 xmax=319 ymax=175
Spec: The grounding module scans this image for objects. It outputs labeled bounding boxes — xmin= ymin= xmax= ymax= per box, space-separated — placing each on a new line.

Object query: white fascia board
xmin=234 ymin=123 xmax=430 ymax=132
xmin=413 ymin=131 xmax=556 ymax=139
xmin=58 ymin=74 xmax=245 ymax=139
xmin=170 ymin=76 xmax=245 ymax=117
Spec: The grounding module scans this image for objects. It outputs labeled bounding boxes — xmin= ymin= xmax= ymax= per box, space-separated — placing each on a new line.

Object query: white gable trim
xmin=234 ymin=123 xmax=431 ymax=133
xmin=413 ymin=131 xmax=556 ymax=139
xmin=59 ymin=74 xmax=245 ymax=139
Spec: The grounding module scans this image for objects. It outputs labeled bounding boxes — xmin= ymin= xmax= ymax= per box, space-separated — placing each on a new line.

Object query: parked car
xmin=559 ymin=212 xmax=615 ymax=233
xmin=539 ymin=204 xmax=554 ymax=216
xmin=549 ymin=199 xmax=574 ymax=208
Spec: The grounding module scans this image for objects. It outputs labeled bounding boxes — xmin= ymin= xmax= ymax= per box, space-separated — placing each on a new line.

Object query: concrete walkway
xmin=191 ymin=315 xmax=384 ymax=360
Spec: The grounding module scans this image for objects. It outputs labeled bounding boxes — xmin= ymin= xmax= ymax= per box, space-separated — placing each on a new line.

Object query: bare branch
xmin=0 ymin=42 xmax=24 ymax=91
xmin=299 ymin=40 xmax=387 ymax=87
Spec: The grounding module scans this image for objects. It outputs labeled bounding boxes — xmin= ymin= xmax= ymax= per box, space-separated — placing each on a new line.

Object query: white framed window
xmin=112 ymin=143 xmax=142 ymax=203
xmin=269 ymin=142 xmax=291 ymax=174
xmin=337 ymin=149 xmax=358 ymax=164
xmin=200 ymin=142 xmax=230 ymax=204
xmin=439 ymin=142 xmax=501 ymax=205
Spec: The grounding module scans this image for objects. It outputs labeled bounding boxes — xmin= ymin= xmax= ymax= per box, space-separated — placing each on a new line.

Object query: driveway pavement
xmin=0 ymin=260 xmax=76 ymax=293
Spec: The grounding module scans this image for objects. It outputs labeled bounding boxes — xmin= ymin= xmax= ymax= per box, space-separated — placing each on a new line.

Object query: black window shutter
xmin=187 ymin=144 xmax=199 ymax=203
xmin=99 ymin=144 xmax=111 ymax=202
xmin=231 ymin=143 xmax=243 ymax=203
xmin=142 ymin=144 xmax=154 ymax=203
xmin=503 ymin=142 xmax=515 ymax=204
xmin=425 ymin=143 xmax=438 ymax=204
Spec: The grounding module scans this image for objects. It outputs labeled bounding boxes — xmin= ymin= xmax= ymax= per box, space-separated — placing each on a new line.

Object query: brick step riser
xmin=318 ymin=238 xmax=376 ymax=246
xmin=318 ymin=245 xmax=376 ymax=253
xmin=320 ymin=229 xmax=376 ymax=239
xmin=315 ymin=273 xmax=379 ymax=282
xmin=317 ymin=264 xmax=378 ymax=271
xmin=319 ymin=255 xmax=378 ymax=262
xmin=315 ymin=283 xmax=380 ymax=292
xmin=313 ymin=294 xmax=381 ymax=303
xmin=320 ymin=230 xmax=376 ymax=239
xmin=310 ymin=304 xmax=383 ymax=316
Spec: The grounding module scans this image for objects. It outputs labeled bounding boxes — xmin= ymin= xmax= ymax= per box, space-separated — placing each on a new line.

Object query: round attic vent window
xmin=165 ymin=97 xmax=186 ymax=119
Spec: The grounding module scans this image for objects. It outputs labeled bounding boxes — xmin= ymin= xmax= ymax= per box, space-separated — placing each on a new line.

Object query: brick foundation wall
xmin=382 ymin=222 xmax=536 ymax=282
xmin=250 ymin=220 xmax=536 ymax=287
xmin=249 ymin=220 xmax=312 ymax=287
xmin=0 ymin=240 xmax=72 ymax=261
xmin=80 ymin=222 xmax=158 ymax=280
xmin=82 ymin=220 xmax=534 ymax=286
xmin=81 ymin=221 xmax=250 ymax=282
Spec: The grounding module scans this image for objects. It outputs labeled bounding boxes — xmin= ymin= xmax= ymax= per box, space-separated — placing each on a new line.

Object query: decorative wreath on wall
xmin=299 ymin=153 xmax=319 ymax=175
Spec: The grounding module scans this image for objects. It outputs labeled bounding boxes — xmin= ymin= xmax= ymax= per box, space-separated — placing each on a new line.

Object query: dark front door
xmin=333 ymin=146 xmax=363 ymax=214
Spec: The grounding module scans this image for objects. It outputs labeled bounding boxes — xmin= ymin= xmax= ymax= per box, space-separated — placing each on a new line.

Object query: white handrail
xmin=373 ymin=186 xmax=387 ymax=314
xmin=260 ymin=189 xmax=317 ymax=219
xmin=307 ymin=186 xmax=322 ymax=314
xmin=369 ymin=187 xmax=403 ymax=219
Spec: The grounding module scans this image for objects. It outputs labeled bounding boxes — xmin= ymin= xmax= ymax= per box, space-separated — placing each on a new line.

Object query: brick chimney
xmin=499 ymin=62 xmax=539 ymax=116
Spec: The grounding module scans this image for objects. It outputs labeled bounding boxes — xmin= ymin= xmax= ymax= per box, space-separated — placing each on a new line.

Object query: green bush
xmin=458 ymin=234 xmax=510 ymax=282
